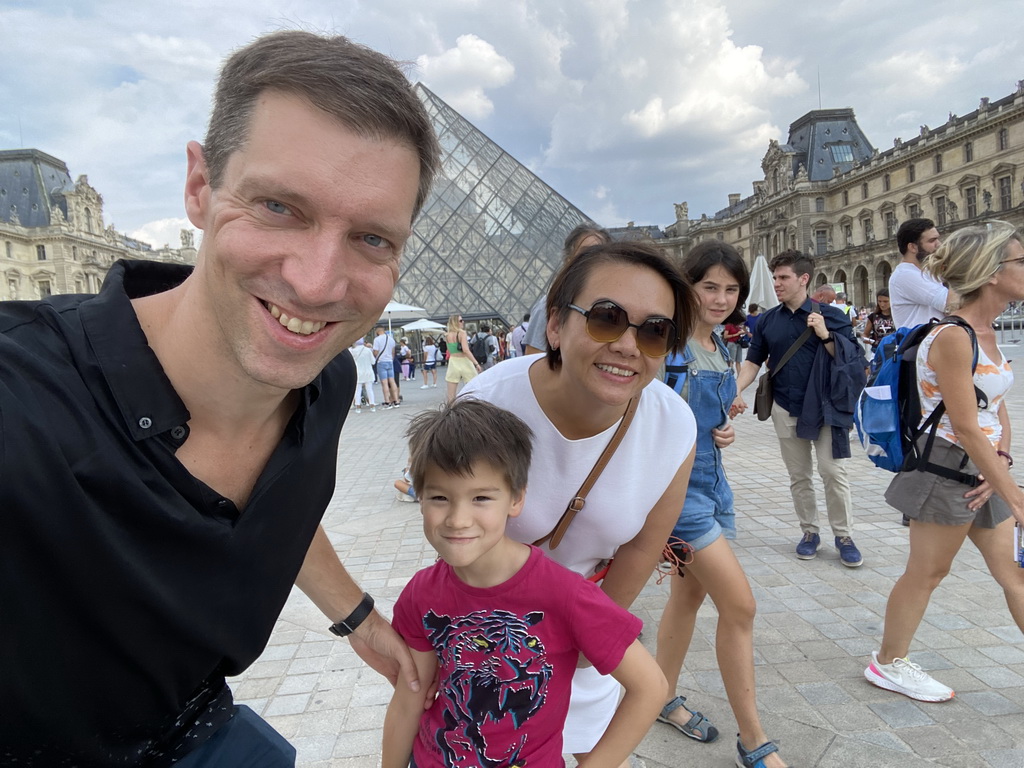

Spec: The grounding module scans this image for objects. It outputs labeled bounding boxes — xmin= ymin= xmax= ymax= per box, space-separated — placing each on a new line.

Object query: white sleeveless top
xmin=461 ymin=354 xmax=697 ymax=578
xmin=918 ymin=324 xmax=1013 ymax=446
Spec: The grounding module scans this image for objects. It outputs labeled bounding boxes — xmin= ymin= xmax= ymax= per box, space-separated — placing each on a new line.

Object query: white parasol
xmin=401 ymin=318 xmax=447 ymax=332
xmin=748 ymin=255 xmax=779 ymax=310
xmin=380 ymin=300 xmax=427 ymax=331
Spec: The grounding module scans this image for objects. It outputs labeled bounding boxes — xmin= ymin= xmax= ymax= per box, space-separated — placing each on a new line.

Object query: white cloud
xmin=129 ymin=218 xmax=201 ymax=250
xmin=417 ymin=34 xmax=514 ymax=119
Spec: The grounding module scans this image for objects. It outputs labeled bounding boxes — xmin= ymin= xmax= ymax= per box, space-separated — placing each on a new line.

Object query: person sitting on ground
xmin=393 ymin=464 xmax=416 ymax=503
xmin=382 ymin=399 xmax=666 ymax=768
xmin=867 ymin=221 xmax=1024 ymax=703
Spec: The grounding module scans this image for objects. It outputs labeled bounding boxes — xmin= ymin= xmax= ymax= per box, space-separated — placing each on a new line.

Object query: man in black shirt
xmin=735 ymin=251 xmax=865 ymax=568
xmin=0 ymin=31 xmax=439 ymax=766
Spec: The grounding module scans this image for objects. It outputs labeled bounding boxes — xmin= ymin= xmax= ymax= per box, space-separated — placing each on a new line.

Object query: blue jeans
xmin=670 ymin=355 xmax=738 ymax=551
xmin=173 ymin=706 xmax=295 ymax=768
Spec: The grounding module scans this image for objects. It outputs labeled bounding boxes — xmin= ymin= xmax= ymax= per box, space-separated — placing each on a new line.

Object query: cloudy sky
xmin=3 ymin=0 xmax=1022 ymax=248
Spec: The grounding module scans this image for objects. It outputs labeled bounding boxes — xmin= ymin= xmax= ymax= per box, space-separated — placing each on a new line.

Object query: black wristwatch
xmin=328 ymin=592 xmax=375 ymax=637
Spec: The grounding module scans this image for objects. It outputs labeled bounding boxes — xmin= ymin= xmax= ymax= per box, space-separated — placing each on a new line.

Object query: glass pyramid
xmin=395 ymin=84 xmax=593 ymax=325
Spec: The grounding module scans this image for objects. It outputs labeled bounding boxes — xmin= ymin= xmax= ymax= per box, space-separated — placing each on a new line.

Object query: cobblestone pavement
xmin=229 ymin=351 xmax=1024 ymax=767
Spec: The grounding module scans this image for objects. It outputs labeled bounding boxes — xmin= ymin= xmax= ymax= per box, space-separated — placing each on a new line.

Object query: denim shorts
xmin=377 ymin=360 xmax=395 ymax=380
xmin=671 ymin=450 xmax=736 ymax=551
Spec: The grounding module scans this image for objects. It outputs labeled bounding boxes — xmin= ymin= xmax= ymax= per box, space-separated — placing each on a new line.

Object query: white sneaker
xmin=431 ymin=383 xmax=437 ymax=388
xmin=864 ymin=652 xmax=954 ymax=702
xmin=370 ymin=406 xmax=376 ymax=412
xmin=420 ymin=384 xmax=430 ymax=389
xmin=395 ymin=491 xmax=417 ymax=503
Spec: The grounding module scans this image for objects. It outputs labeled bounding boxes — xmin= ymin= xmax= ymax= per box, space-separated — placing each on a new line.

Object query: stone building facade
xmin=661 ymin=82 xmax=1024 ymax=308
xmin=0 ymin=149 xmax=195 ymax=301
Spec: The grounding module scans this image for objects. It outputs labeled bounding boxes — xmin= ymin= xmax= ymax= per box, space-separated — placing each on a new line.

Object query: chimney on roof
xmin=728 ymin=193 xmax=741 ymax=207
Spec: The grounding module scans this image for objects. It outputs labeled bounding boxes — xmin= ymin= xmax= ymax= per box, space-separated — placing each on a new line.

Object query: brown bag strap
xmin=769 ymin=300 xmax=819 ymax=378
xmin=533 ymin=396 xmax=640 ymax=550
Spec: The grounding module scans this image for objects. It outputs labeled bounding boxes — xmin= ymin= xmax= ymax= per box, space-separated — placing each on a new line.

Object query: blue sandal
xmin=656 ymin=695 xmax=719 ymax=742
xmin=736 ymin=736 xmax=780 ymax=768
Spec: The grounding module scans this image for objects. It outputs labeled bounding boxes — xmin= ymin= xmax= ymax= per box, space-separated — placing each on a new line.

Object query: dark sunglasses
xmin=567 ymin=300 xmax=677 ymax=357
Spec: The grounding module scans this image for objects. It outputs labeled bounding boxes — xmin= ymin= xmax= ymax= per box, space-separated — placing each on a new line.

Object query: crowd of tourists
xmin=6 ymin=28 xmax=1023 ymax=768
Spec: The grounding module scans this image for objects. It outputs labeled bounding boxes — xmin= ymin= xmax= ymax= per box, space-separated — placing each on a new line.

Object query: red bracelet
xmin=997 ymin=450 xmax=1014 ymax=468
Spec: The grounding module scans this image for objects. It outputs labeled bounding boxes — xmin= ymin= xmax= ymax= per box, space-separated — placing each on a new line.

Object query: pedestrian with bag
xmin=462 ymin=241 xmax=698 ymax=768
xmin=866 ymin=221 xmax=1024 ymax=702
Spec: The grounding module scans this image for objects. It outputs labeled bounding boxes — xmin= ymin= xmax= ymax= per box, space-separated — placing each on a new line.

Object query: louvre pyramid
xmin=394 ymin=84 xmax=593 ymax=325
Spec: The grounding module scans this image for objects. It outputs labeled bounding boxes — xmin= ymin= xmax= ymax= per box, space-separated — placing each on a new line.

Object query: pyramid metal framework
xmin=395 ymin=84 xmax=593 ymax=325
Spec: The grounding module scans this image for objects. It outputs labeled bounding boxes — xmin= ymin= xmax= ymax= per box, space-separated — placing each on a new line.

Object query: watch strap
xmin=328 ymin=592 xmax=374 ymax=637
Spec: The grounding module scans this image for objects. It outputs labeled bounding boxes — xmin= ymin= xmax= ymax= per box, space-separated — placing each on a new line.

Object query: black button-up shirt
xmin=0 ymin=260 xmax=355 ymax=765
xmin=746 ymin=298 xmax=855 ymax=414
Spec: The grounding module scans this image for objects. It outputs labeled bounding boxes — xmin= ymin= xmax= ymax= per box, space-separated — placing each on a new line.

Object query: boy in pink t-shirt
xmin=382 ymin=399 xmax=666 ymax=768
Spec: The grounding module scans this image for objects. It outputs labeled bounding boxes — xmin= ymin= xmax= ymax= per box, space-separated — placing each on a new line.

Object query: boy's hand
xmin=350 ymin=611 xmax=420 ymax=693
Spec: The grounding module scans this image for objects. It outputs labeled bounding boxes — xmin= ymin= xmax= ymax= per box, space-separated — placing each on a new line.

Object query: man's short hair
xmin=406 ymin=399 xmax=533 ymax=498
xmin=836 ymin=292 xmax=847 ymax=302
xmin=204 ymin=30 xmax=440 ymax=215
xmin=480 ymin=324 xmax=491 ymax=333
xmin=769 ymin=249 xmax=814 ymax=279
xmin=896 ymin=218 xmax=936 ymax=255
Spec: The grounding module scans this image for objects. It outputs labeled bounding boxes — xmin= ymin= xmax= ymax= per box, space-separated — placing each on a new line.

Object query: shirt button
xmin=170 ymin=426 xmax=187 ymax=440
xmin=138 ymin=417 xmax=153 ymax=429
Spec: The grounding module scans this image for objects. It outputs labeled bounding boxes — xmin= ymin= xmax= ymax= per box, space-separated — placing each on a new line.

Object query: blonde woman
xmin=444 ymin=314 xmax=480 ymax=402
xmin=867 ymin=221 xmax=1024 ymax=701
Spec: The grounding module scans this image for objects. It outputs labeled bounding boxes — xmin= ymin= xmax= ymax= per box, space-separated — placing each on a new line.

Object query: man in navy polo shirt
xmin=0 ymin=31 xmax=439 ymax=766
xmin=735 ymin=251 xmax=864 ymax=568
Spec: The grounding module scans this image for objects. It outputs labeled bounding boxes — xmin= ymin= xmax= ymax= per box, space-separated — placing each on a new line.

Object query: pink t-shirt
xmin=392 ymin=546 xmax=641 ymax=767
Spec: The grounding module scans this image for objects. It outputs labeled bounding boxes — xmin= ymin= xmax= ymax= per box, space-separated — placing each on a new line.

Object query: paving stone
xmin=958 ymin=691 xmax=1024 ymax=716
xmin=867 ymin=700 xmax=935 ymax=728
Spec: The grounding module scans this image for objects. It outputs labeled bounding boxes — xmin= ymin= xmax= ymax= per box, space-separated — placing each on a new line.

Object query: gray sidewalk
xmin=229 ymin=354 xmax=1024 ymax=767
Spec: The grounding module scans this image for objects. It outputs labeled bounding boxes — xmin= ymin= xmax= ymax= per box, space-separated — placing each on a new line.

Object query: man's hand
xmin=807 ymin=311 xmax=830 ymax=341
xmin=349 ymin=611 xmax=420 ymax=693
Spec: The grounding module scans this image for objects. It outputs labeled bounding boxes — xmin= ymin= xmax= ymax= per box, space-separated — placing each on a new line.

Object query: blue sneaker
xmin=795 ymin=532 xmax=820 ymax=559
xmin=835 ymin=536 xmax=863 ymax=567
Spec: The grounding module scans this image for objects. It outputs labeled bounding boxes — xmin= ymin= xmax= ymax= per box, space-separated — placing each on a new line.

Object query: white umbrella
xmin=380 ymin=300 xmax=427 ymax=331
xmin=402 ymin=318 xmax=446 ymax=332
xmin=748 ymin=255 xmax=779 ymax=310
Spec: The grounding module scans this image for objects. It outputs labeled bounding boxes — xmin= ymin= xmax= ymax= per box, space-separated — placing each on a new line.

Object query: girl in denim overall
xmin=655 ymin=241 xmax=787 ymax=768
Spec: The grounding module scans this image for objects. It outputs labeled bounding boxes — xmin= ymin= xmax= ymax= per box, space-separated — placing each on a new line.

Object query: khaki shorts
xmin=445 ymin=356 xmax=477 ymax=385
xmin=885 ymin=437 xmax=1011 ymax=528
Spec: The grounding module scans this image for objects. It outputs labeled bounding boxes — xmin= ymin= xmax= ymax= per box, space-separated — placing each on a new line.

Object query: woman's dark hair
xmin=682 ymin=240 xmax=750 ymax=325
xmin=562 ymin=223 xmax=612 ymax=263
xmin=874 ymin=288 xmax=890 ymax=314
xmin=544 ymin=241 xmax=695 ymax=369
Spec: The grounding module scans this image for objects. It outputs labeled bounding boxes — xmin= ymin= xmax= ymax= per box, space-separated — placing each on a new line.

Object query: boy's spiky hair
xmin=406 ymin=398 xmax=533 ymax=498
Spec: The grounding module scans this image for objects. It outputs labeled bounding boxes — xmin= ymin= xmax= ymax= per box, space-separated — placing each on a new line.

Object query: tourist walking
xmin=444 ymin=313 xmax=480 ymax=402
xmin=867 ymin=222 xmax=1024 ymax=702
xmin=657 ymin=241 xmax=787 ymax=768
xmin=351 ymin=339 xmax=377 ymax=412
xmin=420 ymin=335 xmax=439 ymax=388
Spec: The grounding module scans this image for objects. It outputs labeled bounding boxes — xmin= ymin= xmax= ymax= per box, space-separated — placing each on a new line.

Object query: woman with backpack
xmin=656 ymin=241 xmax=787 ymax=768
xmin=867 ymin=221 xmax=1024 ymax=703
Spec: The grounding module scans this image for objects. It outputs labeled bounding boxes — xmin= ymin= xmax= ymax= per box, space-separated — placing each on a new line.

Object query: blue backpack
xmin=853 ymin=316 xmax=986 ymax=485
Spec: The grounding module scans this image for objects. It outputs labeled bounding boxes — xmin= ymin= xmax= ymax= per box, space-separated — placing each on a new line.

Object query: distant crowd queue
xmin=7 ymin=28 xmax=1024 ymax=768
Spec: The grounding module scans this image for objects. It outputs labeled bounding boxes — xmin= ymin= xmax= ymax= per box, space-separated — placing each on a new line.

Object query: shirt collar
xmin=79 ymin=260 xmax=323 ymax=442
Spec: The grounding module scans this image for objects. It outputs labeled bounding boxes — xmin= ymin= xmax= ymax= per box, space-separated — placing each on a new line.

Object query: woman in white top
xmin=463 ymin=241 xmax=697 ymax=768
xmin=349 ymin=340 xmax=376 ymax=413
xmin=867 ymin=221 xmax=1024 ymax=702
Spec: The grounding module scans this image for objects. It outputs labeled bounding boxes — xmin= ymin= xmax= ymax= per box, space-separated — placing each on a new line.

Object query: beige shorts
xmin=445 ymin=356 xmax=477 ymax=384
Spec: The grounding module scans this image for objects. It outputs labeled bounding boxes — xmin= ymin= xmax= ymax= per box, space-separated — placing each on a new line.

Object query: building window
xmin=884 ymin=211 xmax=897 ymax=236
xmin=4 ymin=241 xmax=10 ymax=259
xmin=737 ymin=226 xmax=742 ymax=238
xmin=830 ymin=144 xmax=855 ymax=163
xmin=716 ymin=231 xmax=724 ymax=240
xmin=36 ymin=244 xmax=46 ymax=261
xmin=908 ymin=165 xmax=915 ymax=183
xmin=966 ymin=187 xmax=977 ymax=218
xmin=38 ymin=280 xmax=51 ymax=298
xmin=862 ymin=182 xmax=869 ymax=199
xmin=862 ymin=217 xmax=874 ymax=241
xmin=844 ymin=224 xmax=853 ymax=247
xmin=842 ymin=190 xmax=849 ymax=206
xmin=933 ymin=154 xmax=942 ymax=173
xmin=908 ymin=203 xmax=921 ymax=218
xmin=935 ymin=195 xmax=947 ymax=225
xmin=998 ymin=127 xmax=1009 ymax=151
xmin=815 ymin=197 xmax=825 ymax=213
xmin=815 ymin=229 xmax=828 ymax=255
xmin=72 ymin=246 xmax=78 ymax=260
xmin=999 ymin=176 xmax=1012 ymax=210
xmin=964 ymin=142 xmax=974 ymax=162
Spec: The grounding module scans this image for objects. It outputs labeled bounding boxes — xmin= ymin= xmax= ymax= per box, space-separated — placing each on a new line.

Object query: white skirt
xmin=562 ymin=665 xmax=621 ymax=753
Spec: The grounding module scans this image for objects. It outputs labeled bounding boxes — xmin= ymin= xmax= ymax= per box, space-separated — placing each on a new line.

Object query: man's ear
xmin=183 ymin=141 xmax=212 ymax=231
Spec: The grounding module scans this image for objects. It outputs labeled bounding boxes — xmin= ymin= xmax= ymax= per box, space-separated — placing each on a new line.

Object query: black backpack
xmin=470 ymin=333 xmax=490 ymax=364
